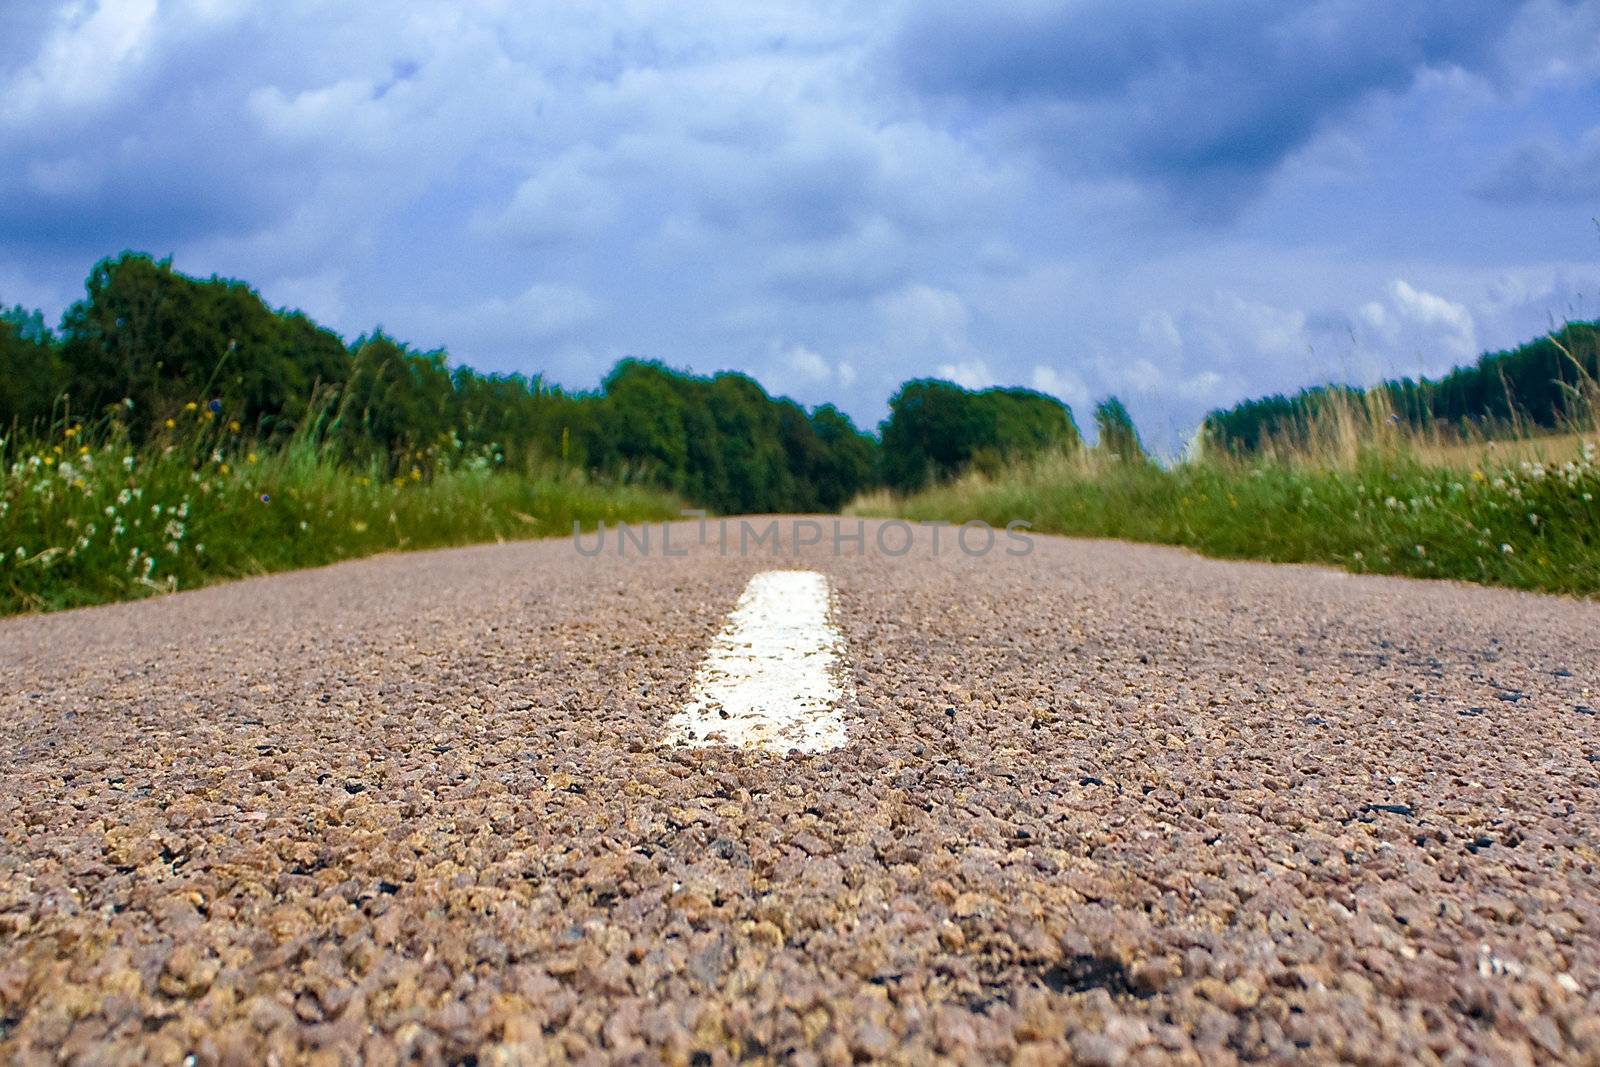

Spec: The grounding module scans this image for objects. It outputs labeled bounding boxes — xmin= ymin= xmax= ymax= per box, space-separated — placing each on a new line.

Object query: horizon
xmin=14 ymin=248 xmax=1599 ymax=453
xmin=3 ymin=2 xmax=1599 ymax=453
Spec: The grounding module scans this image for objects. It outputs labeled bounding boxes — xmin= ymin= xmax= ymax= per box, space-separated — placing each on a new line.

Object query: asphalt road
xmin=2 ymin=519 xmax=1597 ymax=1065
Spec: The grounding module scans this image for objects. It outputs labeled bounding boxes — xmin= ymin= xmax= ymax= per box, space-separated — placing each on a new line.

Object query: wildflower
xmin=1529 ymin=513 xmax=1540 ymax=526
xmin=165 ymin=419 xmax=176 ymax=430
xmin=1501 ymin=543 xmax=1514 ymax=555
xmin=208 ymin=399 xmax=222 ymax=414
xmin=1415 ymin=544 xmax=1426 ymax=556
xmin=122 ymin=455 xmax=134 ymax=471
xmin=228 ymin=420 xmax=241 ymax=433
xmin=184 ymin=402 xmax=198 ymax=412
xmin=219 ymin=463 xmax=230 ymax=476
xmin=104 ymin=505 xmax=116 ymax=517
xmin=247 ymin=452 xmax=258 ymax=464
xmin=260 ymin=493 xmax=271 ymax=504
xmin=117 ymin=488 xmax=132 ymax=506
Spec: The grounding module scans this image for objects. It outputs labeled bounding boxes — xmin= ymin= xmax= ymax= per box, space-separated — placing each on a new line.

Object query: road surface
xmin=2 ymin=520 xmax=1597 ymax=1064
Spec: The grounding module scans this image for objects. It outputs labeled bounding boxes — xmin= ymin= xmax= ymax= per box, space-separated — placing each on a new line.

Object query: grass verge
xmin=1 ymin=425 xmax=680 ymax=616
xmin=851 ymin=441 xmax=1600 ymax=597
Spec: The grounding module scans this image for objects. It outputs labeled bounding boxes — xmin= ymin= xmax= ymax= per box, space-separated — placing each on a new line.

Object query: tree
xmin=0 ymin=306 xmax=63 ymax=430
xmin=1094 ymin=396 xmax=1146 ymax=462
xmin=880 ymin=379 xmax=1078 ymax=490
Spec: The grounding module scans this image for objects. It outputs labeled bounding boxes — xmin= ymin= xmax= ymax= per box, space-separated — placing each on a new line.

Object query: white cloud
xmin=1030 ymin=365 xmax=1089 ymax=410
xmin=787 ymin=345 xmax=831 ymax=381
xmin=1389 ymin=279 xmax=1477 ymax=359
xmin=477 ymin=146 xmax=620 ymax=246
xmin=878 ymin=284 xmax=971 ymax=355
xmin=935 ymin=359 xmax=994 ymax=389
xmin=0 ymin=0 xmax=160 ymax=126
xmin=0 ymin=0 xmax=1594 ymax=462
xmin=1136 ymin=311 xmax=1182 ymax=353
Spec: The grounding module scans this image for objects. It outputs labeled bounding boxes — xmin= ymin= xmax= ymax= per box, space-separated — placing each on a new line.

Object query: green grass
xmin=852 ymin=443 xmax=1600 ymax=597
xmin=1 ymin=418 xmax=680 ymax=616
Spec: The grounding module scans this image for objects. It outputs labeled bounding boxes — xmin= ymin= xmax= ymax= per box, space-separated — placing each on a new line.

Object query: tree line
xmin=2 ymin=253 xmax=1111 ymax=511
xmin=1204 ymin=321 xmax=1600 ymax=454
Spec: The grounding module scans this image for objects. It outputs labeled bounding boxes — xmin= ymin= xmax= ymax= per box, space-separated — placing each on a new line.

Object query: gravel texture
xmin=1 ymin=520 xmax=1598 ymax=1065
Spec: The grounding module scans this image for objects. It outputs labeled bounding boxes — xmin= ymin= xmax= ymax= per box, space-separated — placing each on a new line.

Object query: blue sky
xmin=2 ymin=1 xmax=1598 ymax=450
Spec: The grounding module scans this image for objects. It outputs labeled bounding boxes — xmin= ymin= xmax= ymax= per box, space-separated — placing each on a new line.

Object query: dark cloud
xmin=0 ymin=1 xmax=1593 ymax=456
xmin=1477 ymin=127 xmax=1600 ymax=204
xmin=892 ymin=0 xmax=1534 ymax=208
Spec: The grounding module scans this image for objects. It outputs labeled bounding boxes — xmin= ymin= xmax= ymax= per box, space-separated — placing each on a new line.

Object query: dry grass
xmin=856 ymin=376 xmax=1600 ymax=596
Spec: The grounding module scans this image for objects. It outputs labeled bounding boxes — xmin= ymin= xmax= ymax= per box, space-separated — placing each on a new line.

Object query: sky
xmin=2 ymin=1 xmax=1599 ymax=451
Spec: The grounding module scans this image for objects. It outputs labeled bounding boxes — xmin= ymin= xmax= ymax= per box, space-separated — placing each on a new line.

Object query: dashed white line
xmin=663 ymin=570 xmax=852 ymax=754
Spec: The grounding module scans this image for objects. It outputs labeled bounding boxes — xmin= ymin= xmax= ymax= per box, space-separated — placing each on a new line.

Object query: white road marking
xmin=664 ymin=570 xmax=852 ymax=754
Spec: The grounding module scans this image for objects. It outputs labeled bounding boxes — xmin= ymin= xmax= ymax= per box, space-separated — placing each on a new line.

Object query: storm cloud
xmin=2 ymin=0 xmax=1597 ymax=452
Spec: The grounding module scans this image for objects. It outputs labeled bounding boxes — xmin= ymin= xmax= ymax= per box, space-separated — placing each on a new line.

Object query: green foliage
xmin=1206 ymin=322 xmax=1600 ymax=453
xmin=1 ymin=306 xmax=64 ymax=430
xmin=587 ymin=359 xmax=876 ymax=513
xmin=58 ymin=254 xmax=349 ymax=439
xmin=0 ymin=421 xmax=679 ymax=616
xmin=1093 ymin=396 xmax=1146 ymax=463
xmin=860 ymin=442 xmax=1600 ymax=597
xmin=880 ymin=379 xmax=1079 ymax=490
xmin=2 ymin=254 xmax=880 ymax=513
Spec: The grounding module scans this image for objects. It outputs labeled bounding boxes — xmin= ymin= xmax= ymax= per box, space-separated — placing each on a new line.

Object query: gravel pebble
xmin=2 ymin=523 xmax=1598 ymax=1063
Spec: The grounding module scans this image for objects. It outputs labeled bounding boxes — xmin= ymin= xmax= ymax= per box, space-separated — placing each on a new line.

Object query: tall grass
xmin=0 ymin=409 xmax=680 ymax=616
xmin=854 ymin=387 xmax=1600 ymax=597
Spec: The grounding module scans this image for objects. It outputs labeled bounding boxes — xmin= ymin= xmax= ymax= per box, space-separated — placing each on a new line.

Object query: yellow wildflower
xmin=184 ymin=402 xmax=198 ymax=412
xmin=165 ymin=418 xmax=176 ymax=429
